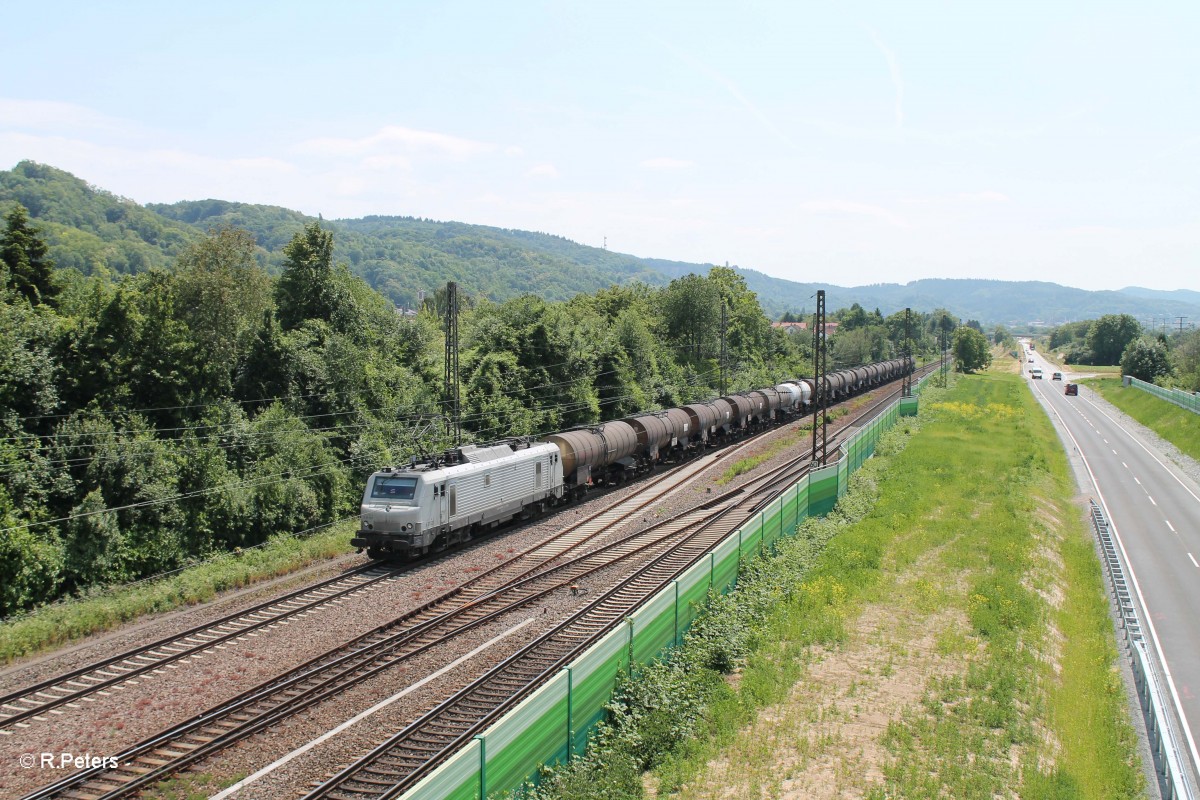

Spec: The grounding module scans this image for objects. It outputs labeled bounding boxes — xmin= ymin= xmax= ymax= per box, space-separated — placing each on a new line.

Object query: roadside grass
xmin=1089 ymin=380 xmax=1200 ymax=461
xmin=0 ymin=521 xmax=358 ymax=665
xmin=1038 ymin=350 xmax=1122 ymax=375
xmin=529 ymin=372 xmax=1140 ymax=799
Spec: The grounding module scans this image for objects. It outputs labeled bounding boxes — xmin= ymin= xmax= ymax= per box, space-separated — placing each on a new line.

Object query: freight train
xmin=353 ymin=357 xmax=913 ymax=559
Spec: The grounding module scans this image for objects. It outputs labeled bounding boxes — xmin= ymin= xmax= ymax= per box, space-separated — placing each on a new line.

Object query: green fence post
xmin=674 ymin=581 xmax=680 ymax=648
xmin=566 ymin=667 xmax=574 ymax=759
xmin=627 ymin=617 xmax=635 ymax=677
xmin=476 ymin=734 xmax=486 ymax=800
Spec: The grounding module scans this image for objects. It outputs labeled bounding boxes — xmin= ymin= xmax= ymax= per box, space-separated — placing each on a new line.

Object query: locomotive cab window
xmin=370 ymin=476 xmax=418 ymax=501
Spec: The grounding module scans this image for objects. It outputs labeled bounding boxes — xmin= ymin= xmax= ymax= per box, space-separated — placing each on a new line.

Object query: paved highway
xmin=1023 ymin=345 xmax=1200 ymax=778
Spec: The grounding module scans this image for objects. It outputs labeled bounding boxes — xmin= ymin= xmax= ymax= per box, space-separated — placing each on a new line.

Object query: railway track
xmin=15 ymin=371 xmax=929 ymax=799
xmin=305 ymin=456 xmax=816 ymax=799
xmin=18 ymin=431 xmax=805 ymax=800
xmin=0 ymin=560 xmax=403 ymax=733
xmin=304 ymin=377 xmax=929 ymax=800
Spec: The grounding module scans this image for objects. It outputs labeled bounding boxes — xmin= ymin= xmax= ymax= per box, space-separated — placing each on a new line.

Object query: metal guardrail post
xmin=1089 ymin=500 xmax=1194 ymax=799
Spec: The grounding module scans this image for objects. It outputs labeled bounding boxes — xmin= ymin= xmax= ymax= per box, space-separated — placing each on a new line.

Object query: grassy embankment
xmin=533 ymin=371 xmax=1140 ymax=799
xmin=0 ymin=521 xmax=358 ymax=665
xmin=1089 ymin=380 xmax=1200 ymax=461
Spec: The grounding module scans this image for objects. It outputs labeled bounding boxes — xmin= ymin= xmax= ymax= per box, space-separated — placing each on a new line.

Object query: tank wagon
xmin=355 ymin=356 xmax=914 ymax=558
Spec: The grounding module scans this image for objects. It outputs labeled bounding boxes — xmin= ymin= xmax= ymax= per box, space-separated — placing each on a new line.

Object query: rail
xmin=384 ymin=392 xmax=911 ymax=800
xmin=1089 ymin=500 xmax=1195 ymax=800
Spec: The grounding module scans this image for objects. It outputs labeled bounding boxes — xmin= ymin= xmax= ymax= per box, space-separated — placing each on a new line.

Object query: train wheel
xmin=367 ymin=546 xmax=384 ymax=560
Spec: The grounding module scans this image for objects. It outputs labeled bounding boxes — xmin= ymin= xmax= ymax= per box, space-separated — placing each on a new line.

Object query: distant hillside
xmin=0 ymin=160 xmax=200 ymax=273
xmin=3 ymin=160 xmax=1198 ymax=327
xmin=1120 ymin=286 xmax=1200 ymax=310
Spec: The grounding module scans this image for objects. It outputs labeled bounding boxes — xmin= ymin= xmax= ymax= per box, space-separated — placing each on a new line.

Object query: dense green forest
xmin=0 ymin=192 xmax=968 ymax=617
xmin=4 ymin=161 xmax=1197 ymax=327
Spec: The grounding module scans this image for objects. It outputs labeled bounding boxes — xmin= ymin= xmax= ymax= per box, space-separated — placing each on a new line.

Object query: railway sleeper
xmin=351 ymin=774 xmax=413 ymax=787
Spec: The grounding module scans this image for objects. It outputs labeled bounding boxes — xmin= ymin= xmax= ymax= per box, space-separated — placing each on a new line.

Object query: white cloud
xmin=361 ymin=154 xmax=413 ymax=170
xmin=525 ymin=163 xmax=560 ymax=178
xmin=640 ymin=157 xmax=695 ymax=171
xmin=293 ymin=125 xmax=495 ymax=160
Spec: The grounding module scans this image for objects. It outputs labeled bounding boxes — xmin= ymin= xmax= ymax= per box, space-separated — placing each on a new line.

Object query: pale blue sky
xmin=2 ymin=1 xmax=1196 ymax=291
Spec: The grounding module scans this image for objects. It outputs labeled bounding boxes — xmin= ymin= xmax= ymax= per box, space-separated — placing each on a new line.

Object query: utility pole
xmin=811 ymin=290 xmax=828 ymax=467
xmin=902 ymin=307 xmax=913 ymax=397
xmin=443 ymin=281 xmax=460 ymax=447
xmin=719 ymin=299 xmax=728 ymax=397
xmin=1178 ymin=316 xmax=1188 ymax=335
xmin=940 ymin=329 xmax=948 ymax=383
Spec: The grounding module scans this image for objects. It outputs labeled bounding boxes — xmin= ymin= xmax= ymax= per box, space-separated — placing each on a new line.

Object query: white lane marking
xmin=210 ymin=616 xmax=537 ymax=799
xmin=1149 ymin=496 xmax=1158 ymax=506
xmin=1037 ymin=396 xmax=1200 ymax=770
xmin=1134 ymin=477 xmax=1142 ymax=485
xmin=1168 ymin=520 xmax=1177 ymax=533
xmin=1082 ymin=397 xmax=1200 ymax=505
xmin=1112 ymin=449 xmax=1118 ymax=455
xmin=1104 ymin=438 xmax=1109 ymax=444
xmin=1189 ymin=553 xmax=1198 ymax=568
xmin=1123 ymin=462 xmax=1129 ymax=469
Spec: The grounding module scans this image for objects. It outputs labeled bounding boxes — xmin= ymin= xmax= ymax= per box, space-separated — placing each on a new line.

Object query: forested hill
xmin=3 ymin=160 xmax=1198 ymax=326
xmin=0 ymin=161 xmax=678 ymax=309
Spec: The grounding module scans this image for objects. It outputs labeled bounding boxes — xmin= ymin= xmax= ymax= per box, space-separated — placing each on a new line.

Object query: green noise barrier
xmin=400 ymin=395 xmax=914 ymax=800
xmin=1127 ymin=376 xmax=1200 ymax=415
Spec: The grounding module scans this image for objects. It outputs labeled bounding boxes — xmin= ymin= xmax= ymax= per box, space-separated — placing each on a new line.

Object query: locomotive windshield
xmin=370 ymin=476 xmax=419 ymax=500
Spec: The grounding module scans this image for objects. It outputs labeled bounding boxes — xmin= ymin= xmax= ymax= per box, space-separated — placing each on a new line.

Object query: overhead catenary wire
xmin=0 ymin=396 xmax=625 ymax=536
xmin=0 ymin=365 xmax=633 ymax=448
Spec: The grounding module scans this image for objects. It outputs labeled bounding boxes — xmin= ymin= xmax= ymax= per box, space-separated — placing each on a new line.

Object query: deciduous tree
xmin=953 ymin=327 xmax=992 ymax=373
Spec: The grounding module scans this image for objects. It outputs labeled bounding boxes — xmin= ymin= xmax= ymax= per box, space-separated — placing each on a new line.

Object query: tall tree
xmin=1120 ymin=338 xmax=1171 ymax=383
xmin=275 ymin=222 xmax=338 ymax=330
xmin=662 ymin=274 xmax=720 ymax=362
xmin=173 ymin=226 xmax=272 ymax=394
xmin=953 ymin=327 xmax=992 ymax=373
xmin=1 ymin=204 xmax=59 ymax=306
xmin=1088 ymin=314 xmax=1141 ymax=366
